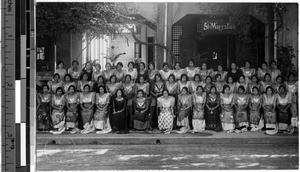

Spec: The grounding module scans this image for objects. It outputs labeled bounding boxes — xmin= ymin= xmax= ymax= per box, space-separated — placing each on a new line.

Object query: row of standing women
xmin=37 ymin=59 xmax=298 ymax=134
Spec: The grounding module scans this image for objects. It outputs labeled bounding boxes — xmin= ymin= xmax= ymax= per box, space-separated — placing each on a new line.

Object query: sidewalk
xmin=37 ymin=130 xmax=299 ymax=145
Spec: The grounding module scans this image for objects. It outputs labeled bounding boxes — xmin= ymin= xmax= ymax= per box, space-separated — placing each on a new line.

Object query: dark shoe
xmin=117 ymin=130 xmax=125 ymax=134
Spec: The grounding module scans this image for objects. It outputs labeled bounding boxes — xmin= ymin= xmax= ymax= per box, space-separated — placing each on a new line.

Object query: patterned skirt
xmin=220 ymin=108 xmax=235 ymax=131
xmin=277 ymin=105 xmax=290 ymax=131
xmin=133 ymin=111 xmax=150 ymax=130
xmin=65 ymin=103 xmax=79 ymax=129
xmin=51 ymin=107 xmax=65 ymax=129
xmin=81 ymin=103 xmax=94 ymax=127
xmin=235 ymin=107 xmax=249 ymax=128
xmin=177 ymin=108 xmax=190 ymax=129
xmin=158 ymin=110 xmax=174 ymax=131
xmin=37 ymin=102 xmax=52 ymax=131
xmin=263 ymin=108 xmax=277 ymax=129
xmin=291 ymin=93 xmax=298 ymax=127
xmin=192 ymin=108 xmax=205 ymax=132
xmin=94 ymin=108 xmax=108 ymax=130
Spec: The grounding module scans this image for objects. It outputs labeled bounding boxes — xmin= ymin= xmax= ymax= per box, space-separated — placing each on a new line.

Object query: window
xmin=172 ymin=25 xmax=182 ymax=62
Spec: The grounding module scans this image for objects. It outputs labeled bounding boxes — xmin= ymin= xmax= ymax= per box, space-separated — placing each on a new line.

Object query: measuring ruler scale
xmin=1 ymin=0 xmax=36 ymax=171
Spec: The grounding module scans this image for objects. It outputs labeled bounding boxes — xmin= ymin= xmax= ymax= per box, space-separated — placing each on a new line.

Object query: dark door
xmin=147 ymin=37 xmax=154 ymax=64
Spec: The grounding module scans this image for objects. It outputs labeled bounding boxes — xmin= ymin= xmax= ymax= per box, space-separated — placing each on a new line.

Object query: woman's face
xmin=163 ymin=90 xmax=168 ymax=97
xmin=106 ymin=63 xmax=111 ymax=70
xmin=265 ymin=75 xmax=271 ymax=82
xmin=253 ymin=88 xmax=258 ymax=95
xmin=99 ymin=87 xmax=104 ymax=94
xmin=169 ymin=76 xmax=174 ymax=82
xmin=289 ymin=75 xmax=295 ymax=82
xmin=175 ymin=63 xmax=180 ymax=70
xmin=96 ymin=65 xmax=101 ymax=71
xmin=83 ymin=74 xmax=88 ymax=81
xmin=239 ymin=77 xmax=245 ymax=83
xmin=279 ymin=87 xmax=285 ymax=94
xmin=224 ymin=87 xmax=230 ymax=94
xmin=98 ymin=77 xmax=104 ymax=83
xmin=245 ymin=62 xmax=250 ymax=68
xmin=163 ymin=64 xmax=168 ymax=70
xmin=86 ymin=63 xmax=91 ymax=69
xmin=65 ymin=76 xmax=70 ymax=82
xmin=206 ymin=77 xmax=211 ymax=83
xmin=252 ymin=77 xmax=257 ymax=83
xmin=228 ymin=77 xmax=233 ymax=84
xmin=197 ymin=87 xmax=203 ymax=93
xmin=262 ymin=63 xmax=267 ymax=70
xmin=149 ymin=64 xmax=154 ymax=70
xmin=139 ymin=77 xmax=145 ymax=84
xmin=202 ymin=63 xmax=207 ymax=70
xmin=271 ymin=62 xmax=277 ymax=69
xmin=128 ymin=63 xmax=133 ymax=69
xmin=137 ymin=91 xmax=143 ymax=98
xmin=57 ymin=89 xmax=62 ymax=95
xmin=111 ymin=77 xmax=116 ymax=83
xmin=140 ymin=63 xmax=145 ymax=70
xmin=84 ymin=86 xmax=90 ymax=93
xmin=276 ymin=77 xmax=282 ymax=84
xmin=155 ymin=75 xmax=161 ymax=82
xmin=231 ymin=63 xmax=236 ymax=69
xmin=125 ymin=76 xmax=131 ymax=82
xmin=117 ymin=90 xmax=122 ymax=97
xmin=238 ymin=88 xmax=244 ymax=94
xmin=72 ymin=62 xmax=78 ymax=68
xmin=69 ymin=87 xmax=75 ymax=94
xmin=54 ymin=75 xmax=60 ymax=82
xmin=211 ymin=87 xmax=216 ymax=94
xmin=189 ymin=61 xmax=194 ymax=67
xmin=43 ymin=86 xmax=49 ymax=93
xmin=181 ymin=88 xmax=187 ymax=94
xmin=216 ymin=76 xmax=221 ymax=82
xmin=117 ymin=64 xmax=122 ymax=70
xmin=218 ymin=65 xmax=223 ymax=72
xmin=58 ymin=62 xmax=64 ymax=69
xmin=267 ymin=88 xmax=272 ymax=95
xmin=182 ymin=76 xmax=187 ymax=82
xmin=194 ymin=75 xmax=200 ymax=82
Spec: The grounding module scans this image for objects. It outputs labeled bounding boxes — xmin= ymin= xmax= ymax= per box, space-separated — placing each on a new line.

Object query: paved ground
xmin=36 ymin=130 xmax=299 ymax=171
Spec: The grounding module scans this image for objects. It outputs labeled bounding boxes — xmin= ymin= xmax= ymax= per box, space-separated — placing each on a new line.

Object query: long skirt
xmin=133 ymin=112 xmax=150 ymax=130
xmin=158 ymin=110 xmax=173 ymax=131
xmin=235 ymin=107 xmax=249 ymax=128
xmin=81 ymin=103 xmax=94 ymax=128
xmin=277 ymin=105 xmax=291 ymax=131
xmin=220 ymin=108 xmax=235 ymax=131
xmin=192 ymin=108 xmax=205 ymax=132
xmin=264 ymin=108 xmax=278 ymax=134
xmin=205 ymin=108 xmax=221 ymax=130
xmin=94 ymin=108 xmax=108 ymax=130
xmin=65 ymin=103 xmax=79 ymax=129
xmin=51 ymin=108 xmax=65 ymax=130
xmin=249 ymin=109 xmax=264 ymax=130
xmin=177 ymin=108 xmax=191 ymax=132
xmin=110 ymin=111 xmax=127 ymax=131
xmin=37 ymin=102 xmax=52 ymax=131
xmin=291 ymin=93 xmax=298 ymax=127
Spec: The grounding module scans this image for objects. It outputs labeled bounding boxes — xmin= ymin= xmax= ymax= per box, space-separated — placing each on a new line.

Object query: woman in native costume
xmin=135 ymin=75 xmax=150 ymax=96
xmin=148 ymin=62 xmax=158 ymax=84
xmin=260 ymin=73 xmax=273 ymax=93
xmin=212 ymin=65 xmax=227 ymax=82
xmin=65 ymin=85 xmax=80 ymax=134
xmin=185 ymin=59 xmax=199 ymax=81
xmin=77 ymin=72 xmax=93 ymax=92
xmin=214 ymin=74 xmax=224 ymax=94
xmin=93 ymin=75 xmax=106 ymax=93
xmin=173 ymin=61 xmax=186 ymax=81
xmin=220 ymin=85 xmax=235 ymax=133
xmin=240 ymin=61 xmax=255 ymax=83
xmin=249 ymin=86 xmax=264 ymax=131
xmin=138 ymin=62 xmax=148 ymax=82
xmin=62 ymin=74 xmax=76 ymax=93
xmin=79 ymin=84 xmax=95 ymax=134
xmin=68 ymin=60 xmax=81 ymax=82
xmin=272 ymin=75 xmax=284 ymax=93
xmin=114 ymin=62 xmax=125 ymax=83
xmin=132 ymin=89 xmax=150 ymax=130
xmin=270 ymin=61 xmax=281 ymax=84
xmin=285 ymin=73 xmax=298 ymax=132
xmin=50 ymin=87 xmax=66 ymax=134
xmin=159 ymin=62 xmax=173 ymax=82
xmin=190 ymin=74 xmax=205 ymax=94
xmin=92 ymin=63 xmax=102 ymax=82
xmin=123 ymin=74 xmax=136 ymax=129
xmin=37 ymin=85 xmax=52 ymax=131
xmin=80 ymin=61 xmax=93 ymax=81
xmin=110 ymin=89 xmax=128 ymax=134
xmin=150 ymin=74 xmax=165 ymax=129
xmin=205 ymin=85 xmax=222 ymax=131
xmin=106 ymin=75 xmax=122 ymax=95
xmin=54 ymin=60 xmax=67 ymax=82
xmin=178 ymin=74 xmax=191 ymax=93
xmin=48 ymin=73 xmax=63 ymax=94
xmin=262 ymin=86 xmax=278 ymax=135
xmin=204 ymin=76 xmax=214 ymax=93
xmin=257 ymin=61 xmax=270 ymax=82
xmin=226 ymin=76 xmax=236 ymax=94
xmin=176 ymin=87 xmax=193 ymax=133
xmin=125 ymin=61 xmax=138 ymax=82
xmin=192 ymin=85 xmax=206 ymax=133
xmin=102 ymin=62 xmax=115 ymax=83
xmin=199 ymin=63 xmax=213 ymax=82
xmin=248 ymin=75 xmax=261 ymax=94
xmin=234 ymin=85 xmax=249 ymax=133
xmin=276 ymin=85 xmax=292 ymax=133
xmin=235 ymin=75 xmax=248 ymax=93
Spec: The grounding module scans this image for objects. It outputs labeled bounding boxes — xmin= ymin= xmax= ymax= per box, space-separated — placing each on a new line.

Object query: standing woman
xmin=214 ymin=74 xmax=224 ymax=94
xmin=77 ymin=73 xmax=93 ymax=92
xmin=135 ymin=75 xmax=150 ymax=96
xmin=260 ymin=73 xmax=272 ymax=93
xmin=173 ymin=61 xmax=187 ymax=81
xmin=92 ymin=64 xmax=102 ymax=82
xmin=199 ymin=63 xmax=213 ymax=82
xmin=48 ymin=73 xmax=63 ymax=94
xmin=37 ymin=85 xmax=52 ymax=131
xmin=190 ymin=74 xmax=205 ymax=94
xmin=276 ymin=85 xmax=292 ymax=133
xmin=125 ymin=61 xmax=138 ymax=82
xmin=65 ymin=85 xmax=80 ymax=134
xmin=150 ymin=74 xmax=165 ymax=128
xmin=285 ymin=73 xmax=298 ymax=130
xmin=55 ymin=60 xmax=67 ymax=82
xmin=226 ymin=76 xmax=236 ymax=94
xmin=81 ymin=61 xmax=93 ymax=81
xmin=138 ymin=62 xmax=148 ymax=82
xmin=204 ymin=76 xmax=214 ymax=93
xmin=110 ymin=89 xmax=128 ymax=134
xmin=114 ymin=62 xmax=125 ymax=83
xmin=270 ymin=61 xmax=281 ymax=83
xmin=157 ymin=89 xmax=176 ymax=134
xmin=159 ymin=62 xmax=173 ymax=82
xmin=68 ymin=60 xmax=81 ymax=82
xmin=94 ymin=85 xmax=112 ymax=134
xmin=93 ymin=75 xmax=106 ymax=93
xmin=272 ymin=76 xmax=284 ymax=93
xmin=240 ymin=61 xmax=255 ymax=83
xmin=249 ymin=86 xmax=264 ymax=131
xmin=234 ymin=86 xmax=249 ymax=133
xmin=227 ymin=62 xmax=242 ymax=83
xmin=185 ymin=59 xmax=199 ymax=81
xmin=220 ymin=85 xmax=235 ymax=133
xmin=165 ymin=74 xmax=178 ymax=96
xmin=177 ymin=87 xmax=193 ymax=133
xmin=102 ymin=62 xmax=115 ymax=83
xmin=235 ymin=75 xmax=248 ymax=93
xmin=62 ymin=74 xmax=76 ymax=94
xmin=50 ymin=87 xmax=66 ymax=134
xmin=123 ymin=74 xmax=136 ymax=129
xmin=178 ymin=74 xmax=191 ymax=93
xmin=79 ymin=84 xmax=95 ymax=134
xmin=248 ymin=75 xmax=261 ymax=94
xmin=213 ymin=65 xmax=228 ymax=82
xmin=257 ymin=62 xmax=270 ymax=81
xmin=132 ymin=89 xmax=150 ymax=130
xmin=148 ymin=62 xmax=158 ymax=84
xmin=262 ymin=86 xmax=278 ymax=135
xmin=192 ymin=85 xmax=206 ymax=133
xmin=106 ymin=75 xmax=122 ymax=95
xmin=205 ymin=86 xmax=222 ymax=131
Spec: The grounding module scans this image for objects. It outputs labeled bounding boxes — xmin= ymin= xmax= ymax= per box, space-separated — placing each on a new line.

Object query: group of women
xmin=36 ymin=59 xmax=298 ymax=135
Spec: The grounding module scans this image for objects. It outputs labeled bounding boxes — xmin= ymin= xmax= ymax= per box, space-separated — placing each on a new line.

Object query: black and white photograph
xmin=0 ymin=0 xmax=299 ymax=171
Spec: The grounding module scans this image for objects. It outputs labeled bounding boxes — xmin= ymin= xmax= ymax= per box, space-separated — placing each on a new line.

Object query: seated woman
xmin=178 ymin=74 xmax=191 ymax=93
xmin=50 ymin=87 xmax=66 ymax=134
xmin=106 ymin=75 xmax=122 ymax=95
xmin=94 ymin=85 xmax=112 ymax=134
xmin=190 ymin=74 xmax=205 ymax=94
xmin=192 ymin=85 xmax=206 ymax=133
xmin=79 ymin=84 xmax=96 ymax=134
xmin=248 ymin=75 xmax=261 ymax=94
xmin=262 ymin=86 xmax=278 ymax=135
xmin=157 ymin=89 xmax=176 ymax=134
xmin=65 ymin=85 xmax=80 ymax=134
xmin=260 ymin=73 xmax=272 ymax=93
xmin=177 ymin=87 xmax=193 ymax=134
xmin=214 ymin=74 xmax=224 ymax=94
xmin=220 ymin=85 xmax=235 ymax=133
xmin=173 ymin=61 xmax=186 ymax=81
xmin=132 ymin=89 xmax=150 ymax=131
xmin=62 ymin=74 xmax=76 ymax=94
xmin=205 ymin=86 xmax=222 ymax=132
xmin=249 ymin=86 xmax=264 ymax=131
xmin=48 ymin=73 xmax=63 ymax=94
xmin=135 ymin=75 xmax=150 ymax=96
xmin=77 ymin=73 xmax=93 ymax=92
xmin=204 ymin=76 xmax=214 ymax=93
xmin=110 ymin=89 xmax=128 ymax=134
xmin=234 ymin=86 xmax=249 ymax=133
xmin=37 ymin=85 xmax=52 ymax=131
xmin=276 ymin=85 xmax=292 ymax=133
xmin=93 ymin=75 xmax=106 ymax=93
xmin=159 ymin=62 xmax=174 ymax=82
xmin=150 ymin=74 xmax=165 ymax=129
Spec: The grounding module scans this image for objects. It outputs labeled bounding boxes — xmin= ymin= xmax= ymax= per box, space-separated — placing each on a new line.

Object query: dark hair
xmin=226 ymin=76 xmax=233 ymax=83
xmin=154 ymin=73 xmax=162 ymax=82
xmin=124 ymin=74 xmax=132 ymax=81
xmin=53 ymin=73 xmax=60 ymax=79
xmin=245 ymin=61 xmax=250 ymax=66
xmin=117 ymin=62 xmax=123 ymax=67
xmin=251 ymin=75 xmax=258 ymax=80
xmin=162 ymin=62 xmax=169 ymax=68
xmin=264 ymin=73 xmax=271 ymax=80
xmin=95 ymin=63 xmax=101 ymax=69
xmin=55 ymin=87 xmax=64 ymax=94
xmin=270 ymin=60 xmax=277 ymax=66
xmin=175 ymin=61 xmax=181 ymax=68
xmin=83 ymin=84 xmax=91 ymax=91
xmin=181 ymin=74 xmax=188 ymax=81
xmin=276 ymin=75 xmax=283 ymax=82
xmin=57 ymin=60 xmax=64 ymax=66
xmin=222 ymin=84 xmax=230 ymax=93
xmin=105 ymin=62 xmax=112 ymax=67
xmin=128 ymin=61 xmax=134 ymax=67
xmin=288 ymin=72 xmax=296 ymax=78
xmin=278 ymin=84 xmax=286 ymax=92
xmin=138 ymin=75 xmax=145 ymax=83
xmin=210 ymin=85 xmax=217 ymax=92
xmin=81 ymin=72 xmax=88 ymax=80
xmin=194 ymin=74 xmax=201 ymax=81
xmin=252 ymin=86 xmax=259 ymax=93
xmin=206 ymin=76 xmax=212 ymax=82
xmin=137 ymin=89 xmax=145 ymax=96
xmin=114 ymin=88 xmax=125 ymax=98
xmin=68 ymin=85 xmax=76 ymax=92
xmin=97 ymin=75 xmax=106 ymax=84
xmin=196 ymin=85 xmax=204 ymax=92
xmin=181 ymin=86 xmax=189 ymax=93
xmin=162 ymin=88 xmax=169 ymax=94
xmin=98 ymin=85 xmax=106 ymax=93
xmin=140 ymin=62 xmax=146 ymax=69
xmin=168 ymin=74 xmax=175 ymax=81
xmin=262 ymin=61 xmax=268 ymax=67
xmin=238 ymin=85 xmax=246 ymax=93
xmin=238 ymin=75 xmax=246 ymax=81
xmin=72 ymin=60 xmax=79 ymax=66
xmin=64 ymin=74 xmax=72 ymax=82
xmin=189 ymin=59 xmax=195 ymax=64
xmin=266 ymin=86 xmax=274 ymax=94
xmin=42 ymin=84 xmax=50 ymax=91
xmin=148 ymin=62 xmax=155 ymax=69
xmin=110 ymin=75 xmax=117 ymax=82
xmin=215 ymin=74 xmax=221 ymax=80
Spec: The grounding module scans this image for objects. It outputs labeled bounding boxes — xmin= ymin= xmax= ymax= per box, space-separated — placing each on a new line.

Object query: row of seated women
xmin=37 ymin=70 xmax=298 ymax=135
